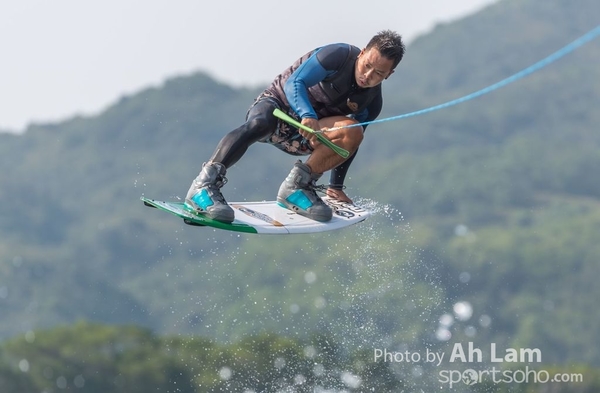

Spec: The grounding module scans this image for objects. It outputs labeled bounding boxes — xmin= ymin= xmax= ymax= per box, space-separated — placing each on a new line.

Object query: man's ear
xmin=385 ymin=69 xmax=395 ymax=80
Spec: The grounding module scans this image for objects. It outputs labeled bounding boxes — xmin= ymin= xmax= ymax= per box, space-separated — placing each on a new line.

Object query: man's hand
xmin=300 ymin=118 xmax=322 ymax=147
xmin=327 ymin=187 xmax=353 ymax=204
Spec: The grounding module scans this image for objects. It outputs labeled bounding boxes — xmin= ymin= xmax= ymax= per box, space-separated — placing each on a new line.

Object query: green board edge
xmin=141 ymin=197 xmax=259 ymax=234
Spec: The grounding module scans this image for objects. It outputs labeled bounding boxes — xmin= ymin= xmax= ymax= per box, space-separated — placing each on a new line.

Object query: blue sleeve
xmin=283 ymin=49 xmax=333 ymax=119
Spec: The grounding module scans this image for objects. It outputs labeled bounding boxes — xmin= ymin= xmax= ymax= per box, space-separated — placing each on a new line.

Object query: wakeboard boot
xmin=184 ymin=162 xmax=235 ymax=223
xmin=277 ymin=160 xmax=332 ymax=222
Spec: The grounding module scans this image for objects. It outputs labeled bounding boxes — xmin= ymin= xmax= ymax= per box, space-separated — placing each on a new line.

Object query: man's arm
xmin=283 ymin=53 xmax=328 ymax=120
xmin=283 ymin=44 xmax=350 ymax=120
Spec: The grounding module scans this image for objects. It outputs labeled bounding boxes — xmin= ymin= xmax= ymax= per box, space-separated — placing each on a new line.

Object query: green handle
xmin=272 ymin=109 xmax=350 ymax=158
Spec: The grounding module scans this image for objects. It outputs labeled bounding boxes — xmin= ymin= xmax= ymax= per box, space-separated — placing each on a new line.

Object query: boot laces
xmin=312 ymin=183 xmax=328 ymax=194
xmin=214 ymin=174 xmax=228 ymax=190
xmin=310 ymin=183 xmax=347 ymax=194
xmin=197 ymin=174 xmax=228 ymax=203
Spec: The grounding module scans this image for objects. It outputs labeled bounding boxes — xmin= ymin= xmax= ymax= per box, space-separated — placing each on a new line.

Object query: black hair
xmin=366 ymin=30 xmax=406 ymax=69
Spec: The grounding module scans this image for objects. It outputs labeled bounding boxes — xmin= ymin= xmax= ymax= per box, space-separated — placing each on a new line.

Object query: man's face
xmin=354 ymin=47 xmax=395 ymax=88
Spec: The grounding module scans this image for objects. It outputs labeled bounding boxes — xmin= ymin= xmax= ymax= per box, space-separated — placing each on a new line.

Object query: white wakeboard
xmin=141 ymin=196 xmax=370 ymax=235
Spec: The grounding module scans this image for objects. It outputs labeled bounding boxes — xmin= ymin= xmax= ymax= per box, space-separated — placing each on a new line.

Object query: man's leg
xmin=305 ymin=116 xmax=363 ymax=173
xmin=184 ymin=99 xmax=279 ymax=223
xmin=277 ymin=116 xmax=363 ymax=222
xmin=209 ymin=99 xmax=280 ymax=168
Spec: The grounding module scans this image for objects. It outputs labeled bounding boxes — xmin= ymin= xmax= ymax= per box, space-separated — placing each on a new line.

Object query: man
xmin=185 ymin=30 xmax=405 ymax=223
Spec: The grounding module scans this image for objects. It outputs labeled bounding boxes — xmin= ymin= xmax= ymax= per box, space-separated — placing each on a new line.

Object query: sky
xmin=0 ymin=0 xmax=497 ymax=132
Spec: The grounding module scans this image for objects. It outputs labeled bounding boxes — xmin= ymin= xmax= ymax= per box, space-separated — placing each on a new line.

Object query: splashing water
xmin=149 ymin=197 xmax=450 ymax=391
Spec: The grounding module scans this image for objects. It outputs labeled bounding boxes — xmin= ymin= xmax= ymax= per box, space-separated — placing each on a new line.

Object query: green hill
xmin=1 ymin=0 xmax=599 ymax=374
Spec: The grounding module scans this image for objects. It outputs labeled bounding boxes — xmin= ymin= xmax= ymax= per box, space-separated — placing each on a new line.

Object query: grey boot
xmin=277 ymin=161 xmax=332 ymax=222
xmin=184 ymin=162 xmax=235 ymax=223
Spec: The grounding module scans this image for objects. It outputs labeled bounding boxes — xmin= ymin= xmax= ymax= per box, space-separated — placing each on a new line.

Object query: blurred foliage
xmin=1 ymin=322 xmax=599 ymax=392
xmin=1 ymin=0 xmax=600 ymax=390
xmin=0 ymin=323 xmax=404 ymax=392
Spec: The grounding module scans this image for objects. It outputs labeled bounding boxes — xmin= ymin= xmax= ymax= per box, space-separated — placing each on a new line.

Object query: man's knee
xmin=242 ymin=112 xmax=277 ymax=142
xmin=345 ymin=122 xmax=364 ymax=144
xmin=327 ymin=117 xmax=363 ymax=147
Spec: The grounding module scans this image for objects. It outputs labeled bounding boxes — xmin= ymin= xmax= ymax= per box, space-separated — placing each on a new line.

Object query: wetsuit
xmin=209 ymin=43 xmax=384 ymax=189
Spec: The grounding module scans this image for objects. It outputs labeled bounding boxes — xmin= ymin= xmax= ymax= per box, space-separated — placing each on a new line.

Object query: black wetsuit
xmin=209 ymin=43 xmax=384 ymax=189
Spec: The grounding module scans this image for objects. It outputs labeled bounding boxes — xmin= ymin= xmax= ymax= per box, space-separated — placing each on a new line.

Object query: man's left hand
xmin=300 ymin=118 xmax=322 ymax=147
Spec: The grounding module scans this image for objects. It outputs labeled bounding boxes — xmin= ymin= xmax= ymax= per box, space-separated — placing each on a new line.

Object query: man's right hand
xmin=301 ymin=117 xmax=320 ymax=132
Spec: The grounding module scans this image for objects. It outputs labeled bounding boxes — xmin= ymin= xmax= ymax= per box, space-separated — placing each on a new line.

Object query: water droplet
xmin=314 ymin=296 xmax=326 ymax=309
xmin=219 ymin=366 xmax=232 ymax=380
xmin=436 ymin=327 xmax=452 ymax=341
xmin=273 ymin=357 xmax=286 ymax=370
xmin=464 ymin=325 xmax=477 ymax=337
xmin=453 ymin=301 xmax=473 ymax=321
xmin=18 ymin=359 xmax=29 ymax=372
xmin=341 ymin=371 xmax=361 ymax=389
xmin=303 ymin=345 xmax=317 ymax=359
xmin=455 ymin=224 xmax=469 ymax=236
xmin=459 ymin=272 xmax=471 ymax=283
xmin=479 ymin=314 xmax=492 ymax=327
xmin=25 ymin=331 xmax=35 ymax=343
xmin=304 ymin=271 xmax=317 ymax=284
xmin=294 ymin=374 xmax=306 ymax=385
xmin=74 ymin=374 xmax=85 ymax=388
xmin=56 ymin=376 xmax=67 ymax=389
xmin=439 ymin=313 xmax=454 ymax=327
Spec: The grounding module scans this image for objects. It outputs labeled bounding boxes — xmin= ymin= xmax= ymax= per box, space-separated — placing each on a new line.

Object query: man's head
xmin=355 ymin=30 xmax=405 ymax=88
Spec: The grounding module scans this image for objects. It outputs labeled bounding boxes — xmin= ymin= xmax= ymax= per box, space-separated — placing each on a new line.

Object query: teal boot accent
xmin=277 ymin=161 xmax=332 ymax=222
xmin=184 ymin=162 xmax=234 ymax=223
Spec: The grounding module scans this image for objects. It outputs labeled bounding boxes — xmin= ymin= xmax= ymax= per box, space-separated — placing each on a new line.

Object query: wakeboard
xmin=141 ymin=196 xmax=370 ymax=234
